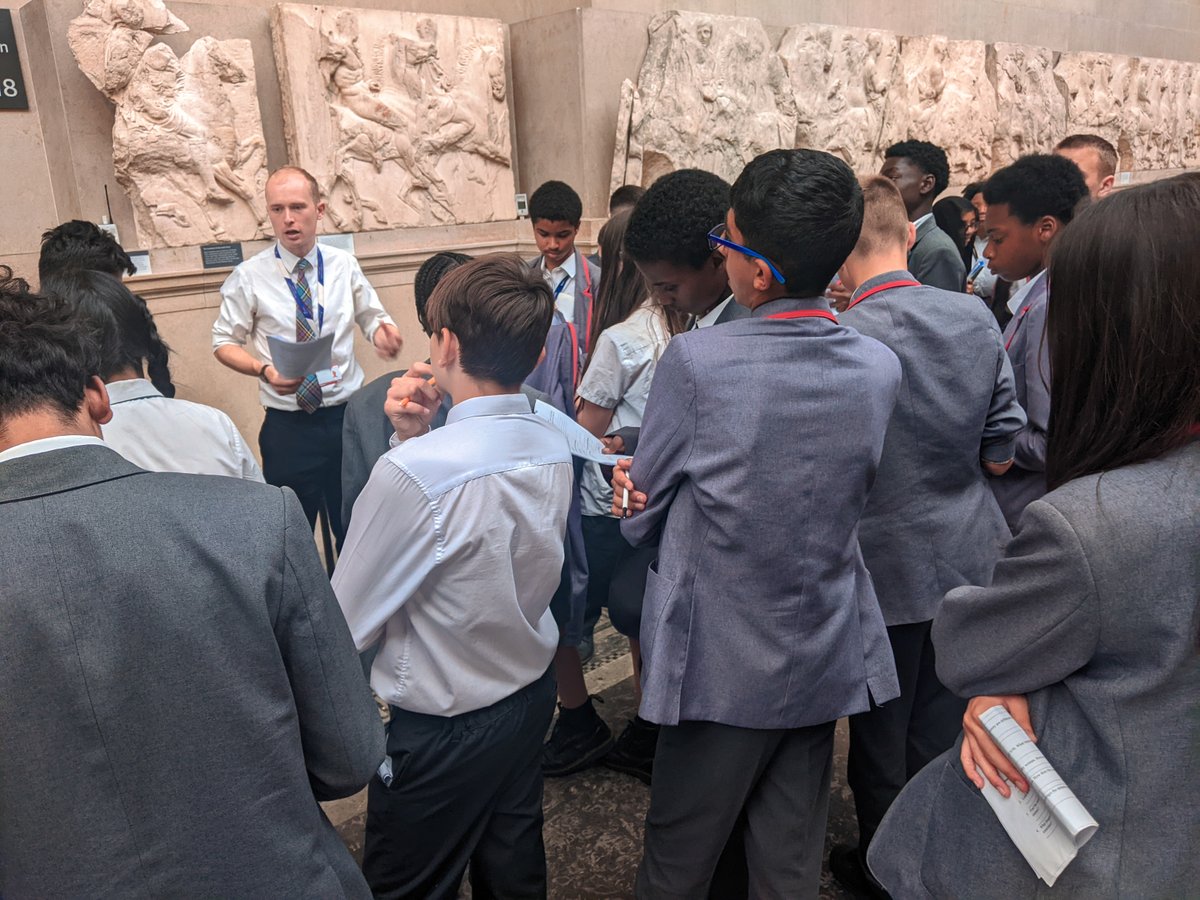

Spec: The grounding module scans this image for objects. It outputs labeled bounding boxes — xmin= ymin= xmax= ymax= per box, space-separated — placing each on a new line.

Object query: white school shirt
xmin=332 ymin=394 xmax=574 ymax=717
xmin=101 ymin=379 xmax=263 ymax=481
xmin=691 ymin=295 xmax=736 ymax=330
xmin=542 ymin=251 xmax=577 ymax=324
xmin=576 ymin=302 xmax=670 ymax=516
xmin=0 ymin=434 xmax=107 ymax=464
xmin=1007 ymin=269 xmax=1047 ymax=315
xmin=212 ymin=242 xmax=395 ymax=411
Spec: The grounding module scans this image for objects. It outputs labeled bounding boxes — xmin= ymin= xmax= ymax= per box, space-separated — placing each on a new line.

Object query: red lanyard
xmin=844 ymin=279 xmax=921 ymax=311
xmin=765 ymin=309 xmax=838 ymax=322
xmin=1005 ymin=305 xmax=1032 ymax=352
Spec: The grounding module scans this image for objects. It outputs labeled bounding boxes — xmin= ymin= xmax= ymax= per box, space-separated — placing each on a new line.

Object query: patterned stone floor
xmin=328 ymin=617 xmax=859 ymax=899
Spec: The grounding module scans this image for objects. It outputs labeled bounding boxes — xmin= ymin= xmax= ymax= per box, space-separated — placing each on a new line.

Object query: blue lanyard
xmin=276 ymin=247 xmax=325 ymax=333
xmin=553 ymin=273 xmax=570 ymax=299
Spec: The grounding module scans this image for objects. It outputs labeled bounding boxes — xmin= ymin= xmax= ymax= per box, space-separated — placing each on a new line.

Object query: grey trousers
xmin=636 ymin=718 xmax=836 ymax=900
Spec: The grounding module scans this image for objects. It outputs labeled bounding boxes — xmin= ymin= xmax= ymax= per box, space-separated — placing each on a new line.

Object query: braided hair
xmin=414 ymin=252 xmax=472 ymax=336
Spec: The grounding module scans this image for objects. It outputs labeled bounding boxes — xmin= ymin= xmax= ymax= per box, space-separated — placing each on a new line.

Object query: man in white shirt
xmin=212 ymin=166 xmax=403 ymax=543
xmin=332 ymin=255 xmax=572 ymax=899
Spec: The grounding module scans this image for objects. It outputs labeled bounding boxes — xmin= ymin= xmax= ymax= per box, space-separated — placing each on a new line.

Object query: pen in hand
xmin=622 ymin=486 xmax=630 ymax=519
xmin=400 ymin=377 xmax=437 ymax=408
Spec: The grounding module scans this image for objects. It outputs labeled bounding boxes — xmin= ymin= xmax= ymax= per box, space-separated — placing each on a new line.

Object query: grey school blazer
xmin=840 ymin=271 xmax=1026 ymax=625
xmin=622 ymin=296 xmax=903 ymax=730
xmin=0 ymin=445 xmax=384 ymax=899
xmin=990 ymin=273 xmax=1051 ymax=528
xmin=909 ymin=216 xmax=967 ymax=293
xmin=868 ymin=441 xmax=1200 ymax=898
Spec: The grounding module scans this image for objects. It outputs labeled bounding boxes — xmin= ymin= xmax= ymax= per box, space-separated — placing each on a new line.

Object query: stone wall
xmin=1 ymin=0 xmax=1198 ymax=451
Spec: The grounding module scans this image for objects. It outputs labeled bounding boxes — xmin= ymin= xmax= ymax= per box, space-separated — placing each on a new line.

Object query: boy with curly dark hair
xmin=881 ymin=140 xmax=966 ymax=292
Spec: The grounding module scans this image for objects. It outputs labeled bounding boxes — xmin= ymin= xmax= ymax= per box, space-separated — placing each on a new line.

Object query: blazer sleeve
xmin=621 ymin=338 xmax=696 ymax=548
xmin=340 ymin=392 xmax=373 ymax=529
xmin=933 ymin=498 xmax=1100 ymax=697
xmin=980 ymin=331 xmax=1026 ymax=464
xmin=1013 ymin=300 xmax=1051 ymax=473
xmin=609 ymin=426 xmax=640 ymax=455
xmin=276 ymin=489 xmax=385 ymax=801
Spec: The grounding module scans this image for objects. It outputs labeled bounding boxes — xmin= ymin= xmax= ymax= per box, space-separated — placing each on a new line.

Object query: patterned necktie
xmin=293 ymin=258 xmax=323 ymax=414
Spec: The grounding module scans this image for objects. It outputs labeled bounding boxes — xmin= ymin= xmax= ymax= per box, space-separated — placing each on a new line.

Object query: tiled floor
xmin=331 ymin=618 xmax=860 ymax=899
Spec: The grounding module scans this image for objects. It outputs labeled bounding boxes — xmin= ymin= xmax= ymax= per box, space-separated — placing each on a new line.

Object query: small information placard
xmin=201 ymin=242 xmax=244 ymax=269
xmin=128 ymin=251 xmax=152 ymax=277
xmin=0 ymin=10 xmax=30 ymax=111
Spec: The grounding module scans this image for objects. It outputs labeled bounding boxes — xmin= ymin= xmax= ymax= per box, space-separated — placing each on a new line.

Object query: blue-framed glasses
xmin=707 ymin=224 xmax=787 ymax=285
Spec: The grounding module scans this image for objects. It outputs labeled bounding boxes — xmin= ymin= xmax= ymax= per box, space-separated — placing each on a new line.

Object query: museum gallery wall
xmin=63 ymin=2 xmax=1200 ymax=249
xmin=612 ymin=11 xmax=1200 ymax=192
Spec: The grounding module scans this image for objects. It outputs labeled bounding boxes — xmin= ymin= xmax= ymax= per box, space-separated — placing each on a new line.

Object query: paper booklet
xmin=977 ymin=705 xmax=1099 ymax=887
xmin=266 ymin=333 xmax=333 ymax=379
xmin=533 ymin=400 xmax=615 ymax=465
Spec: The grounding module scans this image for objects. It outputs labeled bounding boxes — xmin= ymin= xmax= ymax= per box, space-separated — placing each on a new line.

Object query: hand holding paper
xmin=267 ymin=333 xmax=334 ymax=379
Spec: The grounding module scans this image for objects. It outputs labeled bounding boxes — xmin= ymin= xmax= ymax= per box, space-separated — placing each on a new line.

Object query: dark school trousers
xmin=847 ymin=619 xmax=967 ymax=851
xmin=259 ymin=404 xmax=346 ymax=546
xmin=581 ymin=514 xmax=652 ymax=639
xmin=636 ymin=718 xmax=836 ymax=900
xmin=363 ymin=667 xmax=557 ymax=900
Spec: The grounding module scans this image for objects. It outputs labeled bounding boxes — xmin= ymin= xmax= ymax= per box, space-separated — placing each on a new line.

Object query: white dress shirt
xmin=576 ymin=302 xmax=670 ymax=516
xmin=1007 ymin=269 xmax=1047 ymax=315
xmin=0 ymin=434 xmax=107 ymax=465
xmin=101 ymin=378 xmax=263 ymax=481
xmin=541 ymin=251 xmax=577 ymax=324
xmin=332 ymin=393 xmax=573 ymax=717
xmin=213 ymin=242 xmax=395 ymax=411
xmin=692 ymin=295 xmax=736 ymax=330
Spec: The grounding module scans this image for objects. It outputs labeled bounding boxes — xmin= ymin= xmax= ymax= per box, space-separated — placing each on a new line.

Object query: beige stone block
xmin=988 ymin=42 xmax=1069 ymax=165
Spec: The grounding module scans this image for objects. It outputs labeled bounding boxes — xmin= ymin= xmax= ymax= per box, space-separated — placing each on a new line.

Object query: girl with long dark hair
xmin=869 ymin=174 xmax=1200 ymax=897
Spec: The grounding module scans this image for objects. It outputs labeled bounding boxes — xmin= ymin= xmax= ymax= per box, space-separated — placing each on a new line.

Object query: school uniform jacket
xmin=528 ymin=249 xmax=601 ymax=367
xmin=840 ymin=271 xmax=1026 ymax=626
xmin=868 ymin=441 xmax=1200 ymax=899
xmin=990 ymin=273 xmax=1050 ymax=528
xmin=908 ymin=216 xmax=967 ymax=293
xmin=622 ymin=296 xmax=903 ymax=729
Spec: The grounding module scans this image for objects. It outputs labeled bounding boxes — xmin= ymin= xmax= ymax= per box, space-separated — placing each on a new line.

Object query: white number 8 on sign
xmin=1 ymin=79 xmax=16 ymax=98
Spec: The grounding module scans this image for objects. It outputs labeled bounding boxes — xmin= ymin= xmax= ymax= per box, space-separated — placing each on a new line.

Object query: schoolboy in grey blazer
xmin=830 ymin=176 xmax=1027 ymax=896
xmin=0 ymin=283 xmax=383 ymax=898
xmin=616 ymin=150 xmax=901 ymax=899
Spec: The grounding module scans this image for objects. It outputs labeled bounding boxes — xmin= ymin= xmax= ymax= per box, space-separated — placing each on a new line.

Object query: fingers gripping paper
xmin=977 ymin=705 xmax=1100 ymax=887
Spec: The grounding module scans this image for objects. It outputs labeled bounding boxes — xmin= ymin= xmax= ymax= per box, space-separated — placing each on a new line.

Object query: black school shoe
xmin=542 ymin=697 xmax=613 ymax=777
xmin=603 ymin=715 xmax=659 ymax=785
xmin=829 ymin=843 xmax=891 ymax=900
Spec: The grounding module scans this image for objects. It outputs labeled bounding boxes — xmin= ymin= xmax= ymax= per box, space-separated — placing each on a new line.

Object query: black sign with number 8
xmin=0 ymin=10 xmax=29 ymax=111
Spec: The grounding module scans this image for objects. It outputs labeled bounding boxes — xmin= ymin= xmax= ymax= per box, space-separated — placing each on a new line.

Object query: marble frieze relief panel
xmin=68 ymin=0 xmax=271 ymax=249
xmin=612 ymin=10 xmax=797 ymax=190
xmin=271 ymin=4 xmax=515 ymax=232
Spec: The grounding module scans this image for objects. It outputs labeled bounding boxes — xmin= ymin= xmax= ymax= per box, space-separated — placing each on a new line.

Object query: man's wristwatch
xmin=258 ymin=362 xmax=271 ymax=381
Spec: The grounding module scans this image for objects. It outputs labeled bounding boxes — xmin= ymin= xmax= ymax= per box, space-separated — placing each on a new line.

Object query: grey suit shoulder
xmin=869 ymin=442 xmax=1200 ymax=898
xmin=0 ymin=446 xmax=383 ymax=898
xmin=909 ymin=218 xmax=967 ymax=293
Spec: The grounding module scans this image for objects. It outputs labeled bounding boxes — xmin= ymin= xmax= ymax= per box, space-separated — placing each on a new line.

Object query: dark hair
xmin=884 ymin=140 xmax=951 ymax=199
xmin=609 ymin=184 xmax=646 ymax=214
xmin=625 ymin=168 xmax=730 ymax=269
xmin=1055 ymin=134 xmax=1119 ymax=180
xmin=268 ymin=166 xmax=322 ymax=204
xmin=933 ymin=196 xmax=976 ymax=267
xmin=1045 ymin=173 xmax=1200 ymax=490
xmin=582 ymin=208 xmax=647 ymax=379
xmin=529 ymin=180 xmax=582 ymax=225
xmin=0 ymin=267 xmax=108 ymax=425
xmin=39 ymin=220 xmax=136 ymax=282
xmin=413 ymin=251 xmax=471 ymax=336
xmin=425 ymin=254 xmax=554 ymax=385
xmin=730 ymin=149 xmax=863 ymax=296
xmin=42 ymin=270 xmax=176 ymax=397
xmin=963 ymin=181 xmax=987 ymax=201
xmin=983 ymin=154 xmax=1089 ymax=226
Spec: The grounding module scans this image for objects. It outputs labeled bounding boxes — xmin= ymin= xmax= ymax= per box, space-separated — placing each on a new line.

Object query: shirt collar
xmin=694 ymin=295 xmax=734 ymax=329
xmin=0 ymin=434 xmax=107 ymax=465
xmin=545 ymin=251 xmax=577 ymax=279
xmin=850 ymin=269 xmax=916 ymax=302
xmin=105 ymin=378 xmax=163 ymax=405
xmin=276 ymin=241 xmax=320 ymax=274
xmin=445 ymin=393 xmax=536 ymax=426
xmin=913 ymin=212 xmax=934 ymax=231
xmin=1008 ymin=269 xmax=1047 ymax=314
